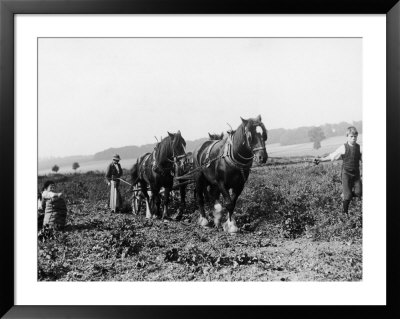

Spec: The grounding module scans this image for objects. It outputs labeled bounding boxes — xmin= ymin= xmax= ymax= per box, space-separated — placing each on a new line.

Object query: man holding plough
xmin=313 ymin=126 xmax=362 ymax=216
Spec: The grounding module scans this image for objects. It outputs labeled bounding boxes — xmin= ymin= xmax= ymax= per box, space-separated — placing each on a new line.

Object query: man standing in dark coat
xmin=105 ymin=154 xmax=123 ymax=213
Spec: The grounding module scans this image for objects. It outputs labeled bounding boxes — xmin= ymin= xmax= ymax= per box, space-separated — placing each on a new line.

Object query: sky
xmin=38 ymin=38 xmax=362 ymax=158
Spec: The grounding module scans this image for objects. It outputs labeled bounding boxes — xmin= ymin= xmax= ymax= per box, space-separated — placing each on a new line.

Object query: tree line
xmin=47 ymin=120 xmax=362 ymax=173
xmin=267 ymin=120 xmax=362 ymax=148
xmin=51 ymin=162 xmax=80 ymax=174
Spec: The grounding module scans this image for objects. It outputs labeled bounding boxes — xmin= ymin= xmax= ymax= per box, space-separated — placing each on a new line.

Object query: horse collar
xmin=205 ymin=140 xmax=220 ymax=167
xmin=223 ymin=135 xmax=253 ymax=170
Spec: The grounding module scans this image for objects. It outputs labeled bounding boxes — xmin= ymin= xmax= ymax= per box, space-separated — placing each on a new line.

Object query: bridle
xmin=252 ymin=146 xmax=266 ymax=152
xmin=170 ymin=141 xmax=187 ymax=176
xmin=234 ymin=125 xmax=267 ymax=162
xmin=251 ymin=132 xmax=267 ymax=152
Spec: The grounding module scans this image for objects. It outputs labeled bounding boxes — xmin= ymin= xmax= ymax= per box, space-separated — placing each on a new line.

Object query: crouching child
xmin=41 ymin=180 xmax=67 ymax=230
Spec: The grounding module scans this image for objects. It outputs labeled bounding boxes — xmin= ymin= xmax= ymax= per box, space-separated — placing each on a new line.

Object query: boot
xmin=342 ymin=200 xmax=350 ymax=215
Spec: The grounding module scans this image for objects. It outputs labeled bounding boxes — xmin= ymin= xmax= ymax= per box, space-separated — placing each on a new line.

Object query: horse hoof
xmin=223 ymin=220 xmax=239 ymax=234
xmin=213 ymin=214 xmax=222 ymax=227
xmin=214 ymin=203 xmax=222 ymax=213
xmin=171 ymin=210 xmax=183 ymax=221
xmin=198 ymin=216 xmax=209 ymax=228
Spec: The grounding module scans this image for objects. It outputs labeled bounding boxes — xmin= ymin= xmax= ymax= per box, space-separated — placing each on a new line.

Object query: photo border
xmin=1 ymin=0 xmax=399 ymax=318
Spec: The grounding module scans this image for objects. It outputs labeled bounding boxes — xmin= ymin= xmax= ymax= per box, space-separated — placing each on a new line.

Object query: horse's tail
xmin=130 ymin=160 xmax=140 ymax=186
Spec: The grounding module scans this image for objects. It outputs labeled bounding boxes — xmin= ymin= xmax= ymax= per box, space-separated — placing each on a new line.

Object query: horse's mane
xmin=154 ymin=131 xmax=186 ymax=165
xmin=154 ymin=136 xmax=172 ymax=165
xmin=232 ymin=122 xmax=253 ymax=158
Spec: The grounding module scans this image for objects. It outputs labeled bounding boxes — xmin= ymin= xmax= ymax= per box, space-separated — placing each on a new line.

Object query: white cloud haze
xmin=39 ymin=38 xmax=361 ymax=158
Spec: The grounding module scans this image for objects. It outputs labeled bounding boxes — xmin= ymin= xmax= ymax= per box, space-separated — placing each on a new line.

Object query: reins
xmin=178 ymin=128 xmax=258 ymax=180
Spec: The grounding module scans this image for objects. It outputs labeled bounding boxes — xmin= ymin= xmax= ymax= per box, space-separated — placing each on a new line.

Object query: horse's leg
xmin=210 ymin=186 xmax=223 ymax=228
xmin=193 ymin=184 xmax=197 ymax=202
xmin=196 ymin=175 xmax=209 ymax=227
xmin=216 ymin=181 xmax=239 ymax=234
xmin=162 ymin=187 xmax=171 ymax=220
xmin=152 ymin=188 xmax=161 ymax=219
xmin=223 ymin=184 xmax=244 ymax=234
xmin=140 ymin=181 xmax=152 ymax=219
xmin=172 ymin=185 xmax=186 ymax=221
xmin=204 ymin=185 xmax=211 ymax=203
xmin=131 ymin=193 xmax=139 ymax=215
xmin=137 ymin=195 xmax=143 ymax=214
xmin=204 ymin=185 xmax=214 ymax=213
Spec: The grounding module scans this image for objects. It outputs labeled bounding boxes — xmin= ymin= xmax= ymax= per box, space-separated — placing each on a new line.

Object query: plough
xmin=116 ymin=177 xmax=194 ymax=214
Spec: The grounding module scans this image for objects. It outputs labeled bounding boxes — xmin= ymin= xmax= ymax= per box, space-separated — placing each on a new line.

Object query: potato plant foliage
xmin=38 ymin=161 xmax=362 ymax=282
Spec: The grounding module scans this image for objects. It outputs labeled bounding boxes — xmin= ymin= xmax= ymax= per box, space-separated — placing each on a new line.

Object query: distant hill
xmin=92 ymin=138 xmax=209 ymax=161
xmin=39 ymin=120 xmax=362 ymax=170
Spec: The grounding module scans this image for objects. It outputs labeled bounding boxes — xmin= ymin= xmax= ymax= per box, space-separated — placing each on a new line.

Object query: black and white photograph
xmin=4 ymin=10 xmax=393 ymax=313
xmin=1 ymin=0 xmax=398 ymax=315
xmin=37 ymin=37 xmax=364 ymax=282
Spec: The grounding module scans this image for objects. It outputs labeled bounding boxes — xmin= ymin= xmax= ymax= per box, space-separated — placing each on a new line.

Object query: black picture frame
xmin=1 ymin=1 xmax=399 ymax=318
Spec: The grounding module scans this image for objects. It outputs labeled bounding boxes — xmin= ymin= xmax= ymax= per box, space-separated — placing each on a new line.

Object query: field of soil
xmin=37 ymin=158 xmax=362 ymax=282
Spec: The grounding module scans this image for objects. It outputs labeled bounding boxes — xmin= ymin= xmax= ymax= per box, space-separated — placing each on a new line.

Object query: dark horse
xmin=131 ymin=131 xmax=186 ymax=219
xmin=192 ymin=115 xmax=268 ymax=233
xmin=174 ymin=133 xmax=224 ymax=219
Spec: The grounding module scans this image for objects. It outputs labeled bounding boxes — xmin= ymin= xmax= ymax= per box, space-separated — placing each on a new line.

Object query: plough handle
xmin=116 ymin=178 xmax=134 ymax=186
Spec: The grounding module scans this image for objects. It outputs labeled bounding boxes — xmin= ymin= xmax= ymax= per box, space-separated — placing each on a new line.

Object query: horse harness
xmin=138 ymin=153 xmax=152 ymax=179
xmin=223 ymin=134 xmax=254 ymax=181
xmin=200 ymin=133 xmax=261 ymax=181
xmin=140 ymin=145 xmax=186 ymax=177
xmin=205 ymin=140 xmax=221 ymax=168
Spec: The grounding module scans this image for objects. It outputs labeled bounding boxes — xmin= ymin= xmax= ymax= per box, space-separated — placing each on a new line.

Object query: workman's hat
xmin=113 ymin=154 xmax=121 ymax=161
